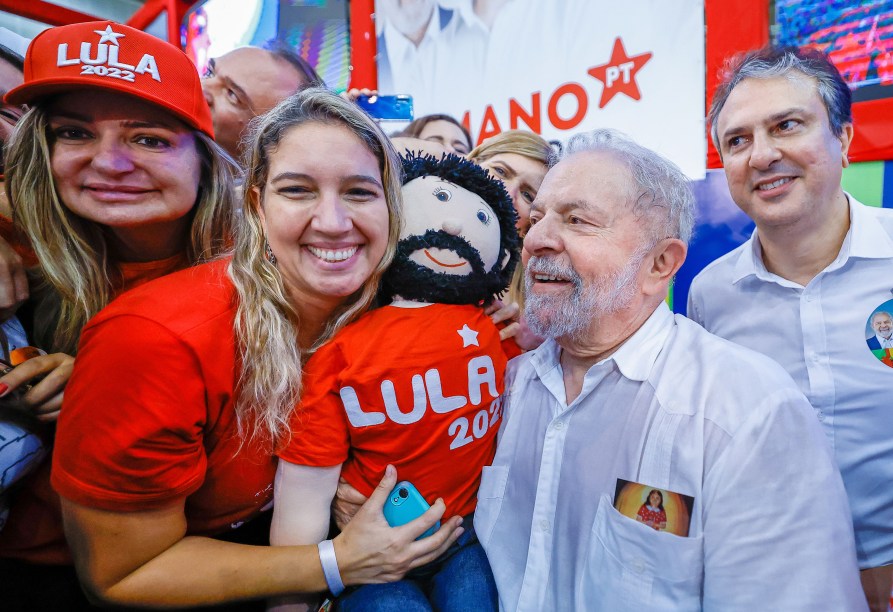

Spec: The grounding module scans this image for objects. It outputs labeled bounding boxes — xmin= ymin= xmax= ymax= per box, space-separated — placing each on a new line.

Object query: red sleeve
xmin=52 ymin=315 xmax=209 ymax=511
xmin=276 ymin=340 xmax=350 ymax=467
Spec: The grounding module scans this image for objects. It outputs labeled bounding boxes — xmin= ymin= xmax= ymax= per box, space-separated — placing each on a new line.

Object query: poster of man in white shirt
xmin=373 ymin=0 xmax=706 ymax=178
xmin=867 ymin=308 xmax=893 ymax=353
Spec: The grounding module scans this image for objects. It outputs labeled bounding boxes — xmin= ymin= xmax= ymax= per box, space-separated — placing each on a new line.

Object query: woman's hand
xmin=333 ymin=477 xmax=367 ymax=530
xmin=343 ymin=88 xmax=377 ymax=103
xmin=0 ymin=353 xmax=75 ymax=421
xmin=334 ymin=465 xmax=463 ymax=585
xmin=485 ymin=299 xmax=520 ymax=342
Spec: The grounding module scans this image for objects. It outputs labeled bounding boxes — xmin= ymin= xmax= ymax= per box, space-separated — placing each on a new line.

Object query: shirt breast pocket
xmin=473 ymin=465 xmax=508 ymax=548
xmin=583 ymin=494 xmax=703 ymax=611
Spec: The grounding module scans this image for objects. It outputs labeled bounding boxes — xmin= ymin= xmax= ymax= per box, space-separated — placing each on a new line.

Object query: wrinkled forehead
xmin=535 ymin=150 xmax=635 ymax=210
xmin=717 ymin=71 xmax=823 ymax=127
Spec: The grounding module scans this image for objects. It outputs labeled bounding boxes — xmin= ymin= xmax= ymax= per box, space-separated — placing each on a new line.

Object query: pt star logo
xmin=588 ymin=37 xmax=652 ymax=109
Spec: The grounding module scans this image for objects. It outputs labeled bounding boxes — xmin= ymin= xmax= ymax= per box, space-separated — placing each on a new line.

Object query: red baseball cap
xmin=5 ymin=20 xmax=213 ymax=138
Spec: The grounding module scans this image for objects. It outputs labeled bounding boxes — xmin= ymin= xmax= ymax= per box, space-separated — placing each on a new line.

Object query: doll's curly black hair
xmin=380 ymin=152 xmax=521 ymax=306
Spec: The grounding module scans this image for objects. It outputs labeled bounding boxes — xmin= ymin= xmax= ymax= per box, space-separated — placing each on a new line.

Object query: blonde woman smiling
xmin=51 ymin=88 xmax=461 ymax=610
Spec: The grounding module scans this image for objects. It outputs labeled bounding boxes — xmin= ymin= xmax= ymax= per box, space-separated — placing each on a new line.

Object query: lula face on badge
xmin=614 ymin=478 xmax=695 ymax=537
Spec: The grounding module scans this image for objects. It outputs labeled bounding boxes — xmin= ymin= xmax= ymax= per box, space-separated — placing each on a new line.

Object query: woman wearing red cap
xmin=0 ymin=18 xmax=236 ymax=608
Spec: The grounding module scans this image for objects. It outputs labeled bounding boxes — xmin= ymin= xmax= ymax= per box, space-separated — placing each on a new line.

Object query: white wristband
xmin=317 ymin=539 xmax=345 ymax=596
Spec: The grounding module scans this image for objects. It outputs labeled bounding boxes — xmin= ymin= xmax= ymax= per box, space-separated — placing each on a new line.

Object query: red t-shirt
xmin=52 ymin=258 xmax=275 ymax=531
xmin=0 ymin=254 xmax=203 ymax=564
xmin=278 ymin=303 xmax=508 ymax=518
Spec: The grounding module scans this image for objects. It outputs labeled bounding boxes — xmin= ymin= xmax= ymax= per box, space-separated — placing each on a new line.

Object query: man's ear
xmin=641 ymin=238 xmax=687 ymax=298
xmin=839 ymin=122 xmax=854 ymax=168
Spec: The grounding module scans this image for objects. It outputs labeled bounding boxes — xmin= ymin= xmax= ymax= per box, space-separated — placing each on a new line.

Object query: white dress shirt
xmin=874 ymin=333 xmax=893 ymax=350
xmin=378 ymin=5 xmax=454 ymax=112
xmin=688 ymin=196 xmax=893 ymax=570
xmin=476 ymin=303 xmax=865 ymax=611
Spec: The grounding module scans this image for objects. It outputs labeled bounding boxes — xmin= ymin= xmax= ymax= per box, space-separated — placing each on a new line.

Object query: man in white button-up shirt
xmin=476 ymin=128 xmax=866 ymax=611
xmin=687 ymin=47 xmax=893 ymax=611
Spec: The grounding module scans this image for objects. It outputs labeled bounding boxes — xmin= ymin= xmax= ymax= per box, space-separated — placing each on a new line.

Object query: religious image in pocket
xmin=614 ymin=479 xmax=695 ymax=537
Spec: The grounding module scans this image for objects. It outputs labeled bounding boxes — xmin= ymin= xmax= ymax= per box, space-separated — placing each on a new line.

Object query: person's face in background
xmin=48 ymin=90 xmax=202 ymax=260
xmin=417 ymin=119 xmax=471 ymax=155
xmin=873 ymin=313 xmax=893 ymax=340
xmin=202 ymin=47 xmax=306 ymax=159
xmin=478 ymin=153 xmax=547 ymax=235
xmin=715 ymin=72 xmax=852 ymax=233
xmin=0 ymin=54 xmax=24 ymax=175
xmin=649 ymin=491 xmax=662 ymax=508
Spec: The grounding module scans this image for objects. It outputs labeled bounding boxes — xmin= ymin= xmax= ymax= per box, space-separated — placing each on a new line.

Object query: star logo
xmin=587 ymin=37 xmax=652 ymax=109
xmin=94 ymin=25 xmax=125 ymax=46
xmin=457 ymin=324 xmax=480 ymax=348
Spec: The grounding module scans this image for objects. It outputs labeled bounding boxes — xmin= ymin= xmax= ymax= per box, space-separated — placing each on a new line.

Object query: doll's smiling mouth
xmin=424 ymin=249 xmax=467 ymax=268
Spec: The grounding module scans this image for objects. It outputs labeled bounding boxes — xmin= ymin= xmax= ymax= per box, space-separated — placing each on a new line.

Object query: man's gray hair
xmin=708 ymin=46 xmax=852 ymax=152
xmin=873 ymin=311 xmax=893 ymax=322
xmin=562 ymin=129 xmax=695 ymax=245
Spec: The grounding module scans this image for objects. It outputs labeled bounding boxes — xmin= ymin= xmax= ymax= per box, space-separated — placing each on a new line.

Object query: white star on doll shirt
xmin=457 ymin=324 xmax=479 ymax=348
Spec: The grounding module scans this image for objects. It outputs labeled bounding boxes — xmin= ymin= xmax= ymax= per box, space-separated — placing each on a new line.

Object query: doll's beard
xmin=381 ymin=229 xmax=509 ymax=305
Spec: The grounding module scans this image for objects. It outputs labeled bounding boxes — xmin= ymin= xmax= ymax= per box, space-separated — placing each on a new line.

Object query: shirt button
xmin=805 ymin=293 xmax=813 ymax=302
xmin=817 ymin=410 xmax=825 ymax=421
xmin=540 ymin=519 xmax=550 ymax=532
xmin=553 ymin=421 xmax=564 ymax=430
xmin=810 ymin=352 xmax=819 ymax=362
xmin=632 ymin=558 xmax=646 ymax=574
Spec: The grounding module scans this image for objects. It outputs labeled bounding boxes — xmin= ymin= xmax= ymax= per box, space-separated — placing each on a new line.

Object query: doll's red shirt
xmin=279 ymin=303 xmax=510 ymax=518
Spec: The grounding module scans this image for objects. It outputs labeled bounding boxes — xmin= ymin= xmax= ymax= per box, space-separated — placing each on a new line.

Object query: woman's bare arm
xmin=60 ymin=465 xmax=463 ymax=608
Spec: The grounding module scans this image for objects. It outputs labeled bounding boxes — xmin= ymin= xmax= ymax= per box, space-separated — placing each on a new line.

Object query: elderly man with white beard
xmin=473 ymin=129 xmax=866 ymax=611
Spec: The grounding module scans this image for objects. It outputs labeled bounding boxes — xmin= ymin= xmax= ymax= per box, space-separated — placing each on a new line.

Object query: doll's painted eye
xmin=434 ymin=187 xmax=452 ymax=202
xmin=477 ymin=209 xmax=492 ymax=225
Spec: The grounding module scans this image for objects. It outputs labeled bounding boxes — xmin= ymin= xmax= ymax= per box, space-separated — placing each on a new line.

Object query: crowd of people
xmin=0 ymin=15 xmax=889 ymax=612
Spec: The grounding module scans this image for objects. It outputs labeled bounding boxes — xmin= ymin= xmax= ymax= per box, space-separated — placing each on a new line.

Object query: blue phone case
xmin=383 ymin=481 xmax=439 ymax=539
xmin=356 ymin=94 xmax=414 ymax=121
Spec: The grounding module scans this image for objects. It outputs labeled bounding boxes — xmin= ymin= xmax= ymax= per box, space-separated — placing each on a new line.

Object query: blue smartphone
xmin=383 ymin=480 xmax=439 ymax=539
xmin=356 ymin=94 xmax=414 ymax=121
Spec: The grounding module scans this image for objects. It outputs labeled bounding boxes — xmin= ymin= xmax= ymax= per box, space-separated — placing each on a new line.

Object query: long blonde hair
xmin=230 ymin=88 xmax=403 ymax=449
xmin=5 ymin=106 xmax=238 ymax=354
xmin=468 ymin=130 xmax=553 ymax=310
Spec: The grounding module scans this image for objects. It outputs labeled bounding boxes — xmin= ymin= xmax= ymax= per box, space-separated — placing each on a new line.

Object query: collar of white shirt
xmin=448 ymin=0 xmax=493 ymax=32
xmin=381 ymin=6 xmax=443 ymax=60
xmin=529 ymin=302 xmax=676 ymax=386
xmin=731 ymin=193 xmax=893 ymax=285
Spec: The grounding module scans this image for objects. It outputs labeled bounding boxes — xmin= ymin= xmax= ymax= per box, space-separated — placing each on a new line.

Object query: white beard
xmin=524 ymin=248 xmax=647 ymax=342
